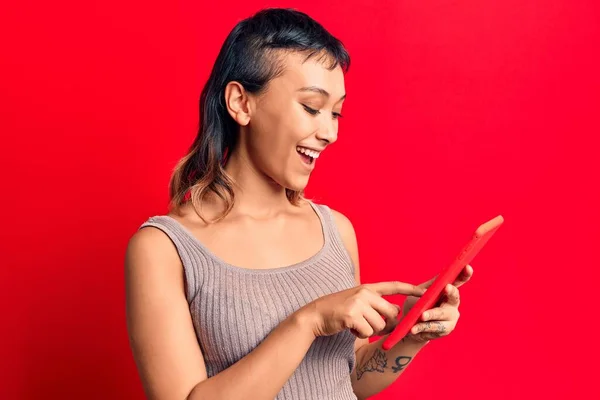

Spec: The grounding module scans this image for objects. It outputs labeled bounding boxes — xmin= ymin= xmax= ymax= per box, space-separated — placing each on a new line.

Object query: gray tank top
xmin=139 ymin=201 xmax=358 ymax=400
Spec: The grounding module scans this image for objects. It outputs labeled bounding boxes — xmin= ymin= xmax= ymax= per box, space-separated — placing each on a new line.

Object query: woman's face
xmin=239 ymin=52 xmax=346 ymax=191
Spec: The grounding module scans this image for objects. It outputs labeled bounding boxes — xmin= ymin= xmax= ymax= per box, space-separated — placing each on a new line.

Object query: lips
xmin=298 ymin=152 xmax=313 ymax=164
xmin=296 ymin=145 xmax=323 ymax=170
xmin=296 ymin=145 xmax=322 ymax=159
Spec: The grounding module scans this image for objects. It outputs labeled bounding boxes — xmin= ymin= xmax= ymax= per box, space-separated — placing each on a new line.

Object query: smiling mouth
xmin=296 ymin=146 xmax=320 ymax=166
xmin=298 ymin=151 xmax=314 ymax=165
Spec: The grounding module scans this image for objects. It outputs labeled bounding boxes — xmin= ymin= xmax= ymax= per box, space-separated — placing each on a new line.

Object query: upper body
xmin=130 ymin=198 xmax=364 ymax=399
xmin=125 ymin=7 xmax=470 ymax=400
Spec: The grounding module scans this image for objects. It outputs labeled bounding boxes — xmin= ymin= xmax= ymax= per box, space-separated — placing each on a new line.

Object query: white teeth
xmin=296 ymin=146 xmax=320 ymax=159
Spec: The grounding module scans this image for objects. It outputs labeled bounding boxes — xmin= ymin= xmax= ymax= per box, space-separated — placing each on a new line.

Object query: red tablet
xmin=382 ymin=215 xmax=504 ymax=351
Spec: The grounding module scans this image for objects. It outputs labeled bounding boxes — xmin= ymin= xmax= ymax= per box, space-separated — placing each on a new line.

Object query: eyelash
xmin=302 ymin=104 xmax=343 ymax=119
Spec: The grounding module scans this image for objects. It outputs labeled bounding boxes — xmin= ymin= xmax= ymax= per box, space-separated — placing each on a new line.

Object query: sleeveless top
xmin=138 ymin=201 xmax=359 ymax=400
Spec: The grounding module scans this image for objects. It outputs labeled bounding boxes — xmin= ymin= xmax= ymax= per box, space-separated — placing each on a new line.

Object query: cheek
xmin=247 ymin=127 xmax=293 ymax=173
xmin=248 ymin=105 xmax=316 ymax=177
xmin=258 ymin=115 xmax=313 ymax=155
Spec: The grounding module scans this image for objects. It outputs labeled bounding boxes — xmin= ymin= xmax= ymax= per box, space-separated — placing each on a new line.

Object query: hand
xmin=401 ymin=264 xmax=474 ymax=343
xmin=298 ymin=282 xmax=426 ymax=339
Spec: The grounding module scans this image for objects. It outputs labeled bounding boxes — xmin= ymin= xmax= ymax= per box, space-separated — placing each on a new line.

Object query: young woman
xmin=125 ymin=8 xmax=472 ymax=400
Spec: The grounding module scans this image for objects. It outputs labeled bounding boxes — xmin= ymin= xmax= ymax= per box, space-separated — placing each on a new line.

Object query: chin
xmin=282 ymin=174 xmax=310 ymax=192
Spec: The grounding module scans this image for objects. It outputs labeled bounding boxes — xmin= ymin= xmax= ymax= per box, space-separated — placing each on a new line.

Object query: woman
xmin=125 ymin=8 xmax=472 ymax=400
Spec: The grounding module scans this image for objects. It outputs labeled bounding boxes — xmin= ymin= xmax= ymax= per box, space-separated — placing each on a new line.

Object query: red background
xmin=1 ymin=1 xmax=598 ymax=399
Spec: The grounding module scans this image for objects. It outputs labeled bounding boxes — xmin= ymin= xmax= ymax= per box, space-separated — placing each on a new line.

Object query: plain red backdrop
xmin=1 ymin=1 xmax=599 ymax=399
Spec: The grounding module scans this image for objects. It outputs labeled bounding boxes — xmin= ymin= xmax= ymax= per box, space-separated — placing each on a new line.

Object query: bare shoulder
xmin=125 ymin=224 xmax=183 ymax=276
xmin=125 ymin=225 xmax=207 ymax=398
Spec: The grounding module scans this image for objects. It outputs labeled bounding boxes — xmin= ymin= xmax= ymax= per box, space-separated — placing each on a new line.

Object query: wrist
xmin=402 ymin=334 xmax=431 ymax=348
xmin=290 ymin=304 xmax=319 ymax=340
xmin=383 ymin=332 xmax=431 ymax=351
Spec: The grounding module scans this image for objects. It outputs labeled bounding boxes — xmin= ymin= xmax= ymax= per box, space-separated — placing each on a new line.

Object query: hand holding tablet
xmin=382 ymin=215 xmax=504 ymax=350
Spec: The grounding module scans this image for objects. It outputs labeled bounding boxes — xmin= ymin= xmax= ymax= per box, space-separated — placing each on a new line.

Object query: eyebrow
xmin=297 ymin=86 xmax=346 ymax=101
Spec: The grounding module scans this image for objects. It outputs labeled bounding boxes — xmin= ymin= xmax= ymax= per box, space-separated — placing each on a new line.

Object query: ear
xmin=224 ymin=81 xmax=252 ymax=126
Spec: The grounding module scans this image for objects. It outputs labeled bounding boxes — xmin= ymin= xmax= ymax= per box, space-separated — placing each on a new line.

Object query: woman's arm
xmin=331 ymin=209 xmax=428 ymax=400
xmin=351 ymin=333 xmax=427 ymax=399
xmin=125 ymin=227 xmax=316 ymax=400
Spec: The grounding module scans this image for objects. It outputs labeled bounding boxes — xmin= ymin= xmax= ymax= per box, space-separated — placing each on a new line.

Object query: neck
xmin=223 ymin=147 xmax=292 ymax=218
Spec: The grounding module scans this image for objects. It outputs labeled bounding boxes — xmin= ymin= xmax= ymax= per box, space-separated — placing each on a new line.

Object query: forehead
xmin=269 ymin=51 xmax=346 ymax=98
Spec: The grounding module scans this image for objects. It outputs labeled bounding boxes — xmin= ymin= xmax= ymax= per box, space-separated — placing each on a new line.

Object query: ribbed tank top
xmin=139 ymin=201 xmax=358 ymax=400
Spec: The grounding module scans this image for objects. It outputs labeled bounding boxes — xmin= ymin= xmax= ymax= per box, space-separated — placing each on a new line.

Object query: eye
xmin=302 ymin=104 xmax=320 ymax=116
xmin=332 ymin=112 xmax=343 ymax=120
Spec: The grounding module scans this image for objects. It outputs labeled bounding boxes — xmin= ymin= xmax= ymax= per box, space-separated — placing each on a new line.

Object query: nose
xmin=315 ymin=117 xmax=338 ymax=144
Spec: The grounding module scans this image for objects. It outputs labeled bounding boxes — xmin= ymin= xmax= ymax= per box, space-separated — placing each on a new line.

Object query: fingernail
xmin=422 ymin=312 xmax=429 ymax=320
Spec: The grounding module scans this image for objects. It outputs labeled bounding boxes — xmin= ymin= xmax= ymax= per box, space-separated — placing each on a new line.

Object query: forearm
xmin=351 ymin=335 xmax=429 ymax=400
xmin=187 ymin=311 xmax=315 ymax=400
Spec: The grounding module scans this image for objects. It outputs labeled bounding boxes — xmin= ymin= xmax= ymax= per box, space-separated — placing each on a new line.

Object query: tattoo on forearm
xmin=356 ymin=348 xmax=387 ymax=380
xmin=391 ymin=356 xmax=412 ymax=373
xmin=356 ymin=347 xmax=413 ymax=380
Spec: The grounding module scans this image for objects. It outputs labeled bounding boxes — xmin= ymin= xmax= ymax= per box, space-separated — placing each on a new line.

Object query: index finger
xmin=364 ymin=281 xmax=425 ymax=297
